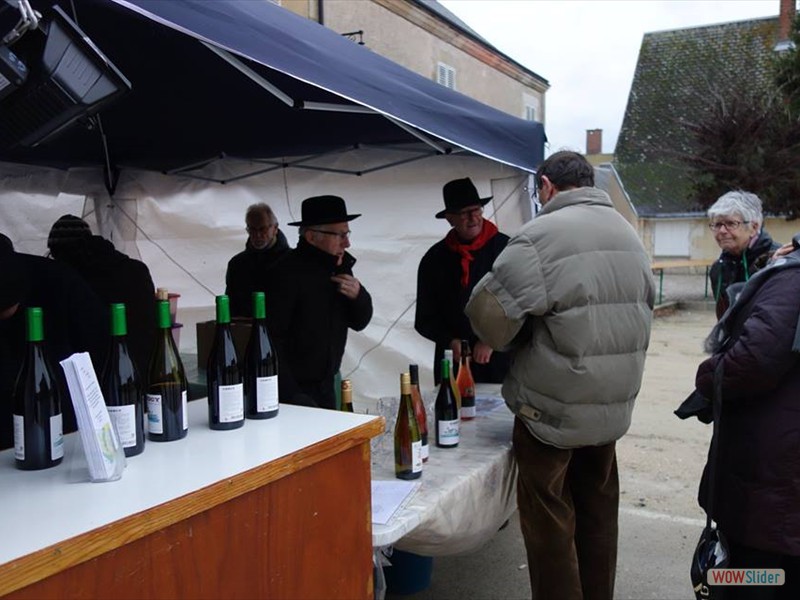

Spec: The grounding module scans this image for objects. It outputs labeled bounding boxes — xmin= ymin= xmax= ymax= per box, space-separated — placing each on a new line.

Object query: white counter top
xmin=0 ymin=401 xmax=379 ymax=567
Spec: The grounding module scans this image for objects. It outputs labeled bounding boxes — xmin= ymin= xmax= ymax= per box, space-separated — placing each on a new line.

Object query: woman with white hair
xmin=708 ymin=190 xmax=780 ymax=318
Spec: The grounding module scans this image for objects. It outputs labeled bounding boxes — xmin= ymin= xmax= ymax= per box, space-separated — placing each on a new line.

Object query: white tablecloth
xmin=370 ymin=384 xmax=517 ymax=556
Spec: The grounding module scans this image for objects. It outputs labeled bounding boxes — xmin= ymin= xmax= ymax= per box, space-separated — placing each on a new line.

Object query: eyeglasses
xmin=708 ymin=220 xmax=748 ymax=232
xmin=310 ymin=228 xmax=350 ymax=240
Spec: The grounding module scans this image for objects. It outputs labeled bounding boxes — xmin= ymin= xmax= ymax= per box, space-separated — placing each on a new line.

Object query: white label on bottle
xmin=461 ymin=405 xmax=476 ymax=418
xmin=218 ymin=383 xmax=244 ymax=423
xmin=146 ymin=394 xmax=164 ymax=434
xmin=437 ymin=419 xmax=460 ymax=446
xmin=421 ymin=440 xmax=429 ymax=461
xmin=411 ymin=440 xmax=423 ymax=473
xmin=108 ymin=405 xmax=137 ymax=448
xmin=13 ymin=414 xmax=24 ymax=460
xmin=50 ymin=413 xmax=64 ymax=460
xmin=181 ymin=390 xmax=188 ymax=430
xmin=256 ymin=375 xmax=279 ymax=412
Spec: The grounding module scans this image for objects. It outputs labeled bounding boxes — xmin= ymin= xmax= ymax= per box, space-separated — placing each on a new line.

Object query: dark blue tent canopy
xmin=1 ymin=0 xmax=546 ymax=176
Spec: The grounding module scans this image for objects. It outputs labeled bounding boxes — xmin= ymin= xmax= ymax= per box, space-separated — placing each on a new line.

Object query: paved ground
xmin=385 ymin=273 xmax=717 ymax=600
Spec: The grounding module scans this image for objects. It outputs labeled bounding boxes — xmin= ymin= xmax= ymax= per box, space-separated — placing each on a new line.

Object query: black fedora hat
xmin=288 ymin=195 xmax=361 ymax=226
xmin=436 ymin=178 xmax=492 ymax=219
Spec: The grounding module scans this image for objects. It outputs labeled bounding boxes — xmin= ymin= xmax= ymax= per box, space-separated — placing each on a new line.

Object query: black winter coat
xmin=708 ymin=230 xmax=779 ymax=318
xmin=266 ymin=238 xmax=372 ymax=409
xmin=415 ymin=232 xmax=510 ymax=384
xmin=0 ymin=253 xmax=106 ymax=450
xmin=225 ymin=230 xmax=290 ymax=318
xmin=696 ymin=255 xmax=800 ymax=556
xmin=55 ymin=236 xmax=157 ymax=378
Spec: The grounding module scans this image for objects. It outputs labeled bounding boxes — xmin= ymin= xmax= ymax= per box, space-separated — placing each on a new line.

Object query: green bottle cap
xmin=252 ymin=292 xmax=266 ymax=320
xmin=440 ymin=358 xmax=450 ymax=380
xmin=26 ymin=307 xmax=44 ymax=342
xmin=156 ymin=300 xmax=171 ymax=329
xmin=216 ymin=295 xmax=231 ymax=324
xmin=110 ymin=303 xmax=128 ymax=336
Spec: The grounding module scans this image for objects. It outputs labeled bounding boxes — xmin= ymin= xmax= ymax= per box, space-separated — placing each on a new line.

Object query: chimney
xmin=779 ymin=0 xmax=796 ymax=42
xmin=586 ymin=129 xmax=603 ymax=155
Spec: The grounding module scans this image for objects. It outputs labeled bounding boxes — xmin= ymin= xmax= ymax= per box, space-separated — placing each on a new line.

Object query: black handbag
xmin=690 ymin=362 xmax=730 ymax=599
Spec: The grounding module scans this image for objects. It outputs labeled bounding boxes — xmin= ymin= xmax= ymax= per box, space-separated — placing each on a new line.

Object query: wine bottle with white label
xmin=13 ymin=307 xmax=64 ymax=470
xmin=207 ymin=295 xmax=244 ymax=430
xmin=101 ymin=303 xmax=145 ymax=457
xmin=244 ymin=292 xmax=279 ymax=419
xmin=146 ymin=299 xmax=188 ymax=441
xmin=394 ymin=372 xmax=422 ymax=480
xmin=435 ymin=358 xmax=459 ymax=449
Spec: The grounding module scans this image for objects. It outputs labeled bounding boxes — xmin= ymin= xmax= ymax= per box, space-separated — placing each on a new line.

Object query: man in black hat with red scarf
xmin=415 ymin=177 xmax=510 ymax=384
xmin=266 ymin=195 xmax=373 ymax=409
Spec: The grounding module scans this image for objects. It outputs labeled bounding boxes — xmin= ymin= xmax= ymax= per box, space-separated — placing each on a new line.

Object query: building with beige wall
xmin=278 ymin=0 xmax=549 ymax=125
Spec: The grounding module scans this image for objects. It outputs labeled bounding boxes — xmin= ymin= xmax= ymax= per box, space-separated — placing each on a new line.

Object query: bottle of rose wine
xmin=443 ymin=348 xmax=461 ymax=414
xmin=146 ymin=299 xmax=188 ymax=441
xmin=434 ymin=358 xmax=459 ymax=449
xmin=101 ymin=303 xmax=145 ymax=457
xmin=394 ymin=372 xmax=422 ymax=480
xmin=244 ymin=292 xmax=279 ymax=419
xmin=456 ymin=340 xmax=476 ymax=420
xmin=13 ymin=307 xmax=64 ymax=470
xmin=408 ymin=364 xmax=429 ymax=462
xmin=341 ymin=379 xmax=354 ymax=412
xmin=207 ymin=295 xmax=244 ymax=430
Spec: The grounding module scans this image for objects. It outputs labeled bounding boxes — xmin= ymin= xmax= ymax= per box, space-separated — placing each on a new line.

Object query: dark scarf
xmin=444 ymin=220 xmax=499 ymax=288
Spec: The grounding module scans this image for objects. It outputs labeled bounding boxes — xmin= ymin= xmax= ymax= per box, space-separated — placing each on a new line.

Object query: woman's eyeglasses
xmin=708 ymin=220 xmax=748 ymax=232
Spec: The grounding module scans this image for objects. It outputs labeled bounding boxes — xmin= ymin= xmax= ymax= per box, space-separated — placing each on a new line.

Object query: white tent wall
xmin=0 ymin=151 xmax=533 ymax=409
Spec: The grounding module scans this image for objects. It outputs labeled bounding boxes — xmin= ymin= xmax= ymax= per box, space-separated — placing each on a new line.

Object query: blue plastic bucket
xmin=384 ymin=549 xmax=434 ymax=595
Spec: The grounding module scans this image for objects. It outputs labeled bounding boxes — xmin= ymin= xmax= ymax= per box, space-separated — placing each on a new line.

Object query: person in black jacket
xmin=415 ymin=177 xmax=510 ymax=383
xmin=266 ymin=196 xmax=372 ymax=409
xmin=225 ymin=202 xmax=290 ymax=317
xmin=694 ymin=237 xmax=800 ymax=596
xmin=47 ymin=215 xmax=157 ymax=378
xmin=0 ymin=236 xmax=106 ymax=451
xmin=707 ymin=190 xmax=780 ymax=319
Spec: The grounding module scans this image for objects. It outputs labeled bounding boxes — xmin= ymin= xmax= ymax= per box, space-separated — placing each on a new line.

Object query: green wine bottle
xmin=101 ymin=303 xmax=145 ymax=456
xmin=207 ymin=295 xmax=244 ymax=430
xmin=434 ymin=358 xmax=459 ymax=448
xmin=13 ymin=307 xmax=64 ymax=470
xmin=146 ymin=300 xmax=188 ymax=441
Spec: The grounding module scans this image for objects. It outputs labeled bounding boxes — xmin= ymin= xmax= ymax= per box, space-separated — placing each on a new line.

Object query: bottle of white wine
xmin=207 ymin=295 xmax=244 ymax=430
xmin=13 ymin=307 xmax=64 ymax=470
xmin=244 ymin=292 xmax=279 ymax=419
xmin=394 ymin=372 xmax=422 ymax=480
xmin=435 ymin=358 xmax=459 ymax=449
xmin=443 ymin=348 xmax=461 ymax=414
xmin=101 ymin=303 xmax=145 ymax=457
xmin=146 ymin=299 xmax=188 ymax=441
xmin=340 ymin=379 xmax=355 ymax=412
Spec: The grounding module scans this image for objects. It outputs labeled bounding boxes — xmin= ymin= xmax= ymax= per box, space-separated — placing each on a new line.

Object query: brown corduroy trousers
xmin=513 ymin=417 xmax=619 ymax=600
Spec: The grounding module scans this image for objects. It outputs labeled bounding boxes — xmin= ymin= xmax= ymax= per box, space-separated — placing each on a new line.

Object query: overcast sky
xmin=439 ymin=0 xmax=782 ymax=155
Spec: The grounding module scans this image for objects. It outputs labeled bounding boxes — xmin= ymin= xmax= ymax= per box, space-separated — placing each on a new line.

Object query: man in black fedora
xmin=266 ymin=195 xmax=373 ymax=409
xmin=415 ymin=177 xmax=510 ymax=384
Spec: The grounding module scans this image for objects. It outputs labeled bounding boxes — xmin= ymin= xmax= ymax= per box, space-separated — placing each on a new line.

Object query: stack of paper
xmin=60 ymin=352 xmax=126 ymax=482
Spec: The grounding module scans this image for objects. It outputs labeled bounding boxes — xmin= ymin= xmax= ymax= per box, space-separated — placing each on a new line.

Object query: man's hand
xmin=449 ymin=338 xmax=462 ymax=363
xmin=472 ymin=340 xmax=493 ymax=364
xmin=331 ymin=274 xmax=361 ymax=300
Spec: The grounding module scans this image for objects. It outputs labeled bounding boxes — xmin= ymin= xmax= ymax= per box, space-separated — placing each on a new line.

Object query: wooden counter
xmin=0 ymin=402 xmax=383 ymax=599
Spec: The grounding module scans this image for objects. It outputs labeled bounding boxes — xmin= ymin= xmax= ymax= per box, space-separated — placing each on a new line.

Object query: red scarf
xmin=444 ymin=220 xmax=499 ymax=288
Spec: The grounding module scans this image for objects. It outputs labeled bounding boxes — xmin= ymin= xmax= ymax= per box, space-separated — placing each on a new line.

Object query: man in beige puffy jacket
xmin=466 ymin=151 xmax=654 ymax=600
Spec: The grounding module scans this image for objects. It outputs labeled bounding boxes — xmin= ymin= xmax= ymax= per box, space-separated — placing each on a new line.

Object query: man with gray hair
xmin=707 ymin=190 xmax=780 ymax=318
xmin=225 ymin=202 xmax=290 ymax=317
